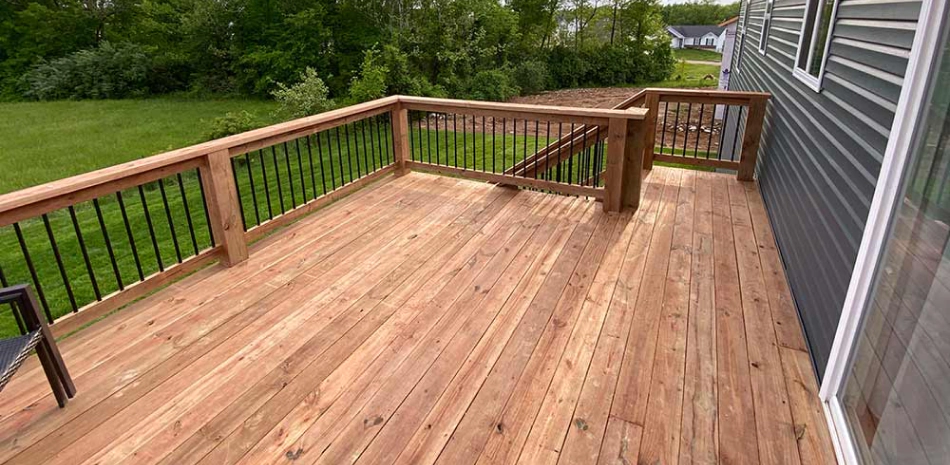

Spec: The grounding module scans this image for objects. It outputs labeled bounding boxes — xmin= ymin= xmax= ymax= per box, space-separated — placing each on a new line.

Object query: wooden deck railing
xmin=0 ymin=96 xmax=647 ymax=337
xmin=508 ymin=88 xmax=770 ymax=181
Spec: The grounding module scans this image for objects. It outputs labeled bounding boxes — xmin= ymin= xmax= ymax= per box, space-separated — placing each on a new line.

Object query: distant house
xmin=666 ymin=25 xmax=726 ymax=52
xmin=718 ymin=16 xmax=739 ymax=90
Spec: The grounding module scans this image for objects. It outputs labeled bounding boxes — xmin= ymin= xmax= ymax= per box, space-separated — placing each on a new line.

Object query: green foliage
xmin=271 ymin=67 xmax=335 ymax=118
xmin=468 ymin=69 xmax=520 ymax=102
xmin=510 ymin=60 xmax=551 ymax=95
xmin=205 ymin=110 xmax=259 ymax=140
xmin=21 ymin=42 xmax=151 ymax=100
xmin=348 ymin=47 xmax=388 ymax=103
xmin=662 ymin=0 xmax=740 ymax=25
xmin=1 ymin=0 xmax=678 ymax=102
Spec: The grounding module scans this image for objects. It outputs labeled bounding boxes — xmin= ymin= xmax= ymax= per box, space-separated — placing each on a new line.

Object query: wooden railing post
xmin=737 ymin=96 xmax=768 ymax=181
xmin=641 ymin=91 xmax=660 ymax=170
xmin=623 ymin=117 xmax=647 ymax=210
xmin=392 ymin=105 xmax=411 ymax=176
xmin=604 ymin=117 xmax=629 ymax=213
xmin=200 ymin=149 xmax=248 ymax=266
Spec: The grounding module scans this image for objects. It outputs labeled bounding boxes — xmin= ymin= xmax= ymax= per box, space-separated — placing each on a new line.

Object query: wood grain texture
xmin=0 ymin=168 xmax=834 ymax=465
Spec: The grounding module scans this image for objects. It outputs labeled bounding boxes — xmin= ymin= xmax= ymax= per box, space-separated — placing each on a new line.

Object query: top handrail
xmin=398 ymin=96 xmax=648 ymax=121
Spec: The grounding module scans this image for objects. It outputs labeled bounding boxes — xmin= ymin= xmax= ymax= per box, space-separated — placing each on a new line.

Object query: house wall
xmin=729 ymin=0 xmax=921 ymax=376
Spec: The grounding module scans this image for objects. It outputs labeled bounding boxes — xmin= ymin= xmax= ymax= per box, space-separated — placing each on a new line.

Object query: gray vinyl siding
xmin=730 ymin=0 xmax=920 ymax=376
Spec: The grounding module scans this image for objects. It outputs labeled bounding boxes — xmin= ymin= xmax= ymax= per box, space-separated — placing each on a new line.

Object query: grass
xmin=673 ymin=48 xmax=723 ymax=62
xmin=642 ymin=61 xmax=721 ymax=89
xmin=0 ymin=98 xmax=282 ymax=194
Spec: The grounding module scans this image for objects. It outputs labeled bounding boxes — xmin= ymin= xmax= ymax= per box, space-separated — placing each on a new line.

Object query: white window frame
xmin=793 ymin=0 xmax=840 ymax=92
xmin=758 ymin=0 xmax=775 ymax=54
xmin=817 ymin=0 xmax=947 ymax=462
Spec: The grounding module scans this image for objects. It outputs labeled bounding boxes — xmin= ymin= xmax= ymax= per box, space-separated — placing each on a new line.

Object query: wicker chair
xmin=0 ymin=285 xmax=75 ymax=407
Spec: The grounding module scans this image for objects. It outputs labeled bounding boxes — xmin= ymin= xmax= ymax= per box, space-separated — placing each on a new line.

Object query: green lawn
xmin=642 ymin=61 xmax=721 ymax=89
xmin=0 ymin=98 xmax=282 ymax=194
xmin=673 ymin=48 xmax=723 ymax=62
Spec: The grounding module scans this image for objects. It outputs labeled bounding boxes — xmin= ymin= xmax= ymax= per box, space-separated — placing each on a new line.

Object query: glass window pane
xmin=809 ymin=0 xmax=835 ymax=76
xmin=841 ymin=40 xmax=950 ymax=464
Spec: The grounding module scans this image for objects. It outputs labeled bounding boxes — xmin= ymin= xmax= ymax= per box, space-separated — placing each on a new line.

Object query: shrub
xmin=271 ymin=67 xmax=335 ymax=118
xmin=205 ymin=111 xmax=258 ymax=140
xmin=348 ymin=48 xmax=388 ymax=103
xmin=468 ymin=69 xmax=519 ymax=102
xmin=21 ymin=42 xmax=151 ymax=100
xmin=510 ymin=60 xmax=550 ymax=95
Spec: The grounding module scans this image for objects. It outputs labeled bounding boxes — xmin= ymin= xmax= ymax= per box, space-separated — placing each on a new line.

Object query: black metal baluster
xmin=230 ymin=158 xmax=249 ymax=232
xmin=462 ymin=115 xmax=468 ymax=169
xmin=244 ymin=154 xmax=261 ymax=225
xmin=336 ymin=126 xmax=349 ymax=185
xmin=314 ymin=134 xmax=328 ymax=195
xmin=660 ymin=102 xmax=669 ymax=155
xmin=522 ymin=119 xmax=529 ymax=178
xmin=295 ymin=139 xmax=308 ymax=201
xmin=158 ymin=179 xmax=183 ymax=263
xmin=257 ymin=150 xmax=274 ymax=220
xmin=426 ymin=114 xmax=433 ymax=164
xmin=671 ymin=102 xmax=682 ymax=157
xmin=534 ymin=121 xmax=541 ymax=179
xmin=556 ymin=123 xmax=563 ymax=182
xmin=544 ymin=121 xmax=551 ymax=180
xmin=116 ymin=192 xmax=145 ymax=280
xmin=453 ymin=114 xmax=459 ymax=168
xmin=577 ymin=126 xmax=590 ymax=185
xmin=13 ymin=223 xmax=52 ymax=321
xmin=683 ymin=103 xmax=693 ymax=156
xmin=304 ymin=138 xmax=317 ymax=200
xmin=348 ymin=123 xmax=361 ymax=180
xmin=434 ymin=114 xmax=441 ymax=165
xmin=409 ymin=113 xmax=417 ymax=161
xmin=196 ymin=171 xmax=215 ymax=248
xmin=322 ymin=132 xmax=337 ymax=191
xmin=137 ymin=186 xmax=164 ymax=272
xmin=282 ymin=143 xmax=296 ymax=209
xmin=479 ymin=116 xmax=484 ymax=172
xmin=491 ymin=117 xmax=497 ymax=173
xmin=594 ymin=126 xmax=603 ymax=186
xmin=695 ymin=104 xmax=705 ymax=158
xmin=366 ymin=119 xmax=377 ymax=172
xmin=707 ymin=105 xmax=717 ymax=160
xmin=176 ymin=173 xmax=200 ymax=255
xmin=68 ymin=206 xmax=101 ymax=300
xmin=93 ymin=197 xmax=125 ymax=288
xmin=502 ymin=118 xmax=507 ymax=173
xmin=271 ymin=146 xmax=286 ymax=213
xmin=42 ymin=214 xmax=77 ymax=312
xmin=567 ymin=123 xmax=575 ymax=185
xmin=362 ymin=119 xmax=371 ymax=173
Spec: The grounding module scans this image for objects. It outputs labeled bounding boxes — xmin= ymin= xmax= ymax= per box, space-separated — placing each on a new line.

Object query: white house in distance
xmin=666 ymin=25 xmax=726 ymax=52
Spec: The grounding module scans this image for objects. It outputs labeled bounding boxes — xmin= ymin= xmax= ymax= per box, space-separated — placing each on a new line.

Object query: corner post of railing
xmin=604 ymin=117 xmax=629 ymax=213
xmin=623 ymin=114 xmax=647 ymax=210
xmin=392 ymin=101 xmax=411 ymax=176
xmin=200 ymin=149 xmax=249 ymax=266
xmin=641 ymin=90 xmax=660 ymax=170
xmin=737 ymin=95 xmax=769 ymax=181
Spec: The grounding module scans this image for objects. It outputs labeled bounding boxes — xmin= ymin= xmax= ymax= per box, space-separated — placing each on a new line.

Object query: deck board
xmin=0 ymin=168 xmax=837 ymax=465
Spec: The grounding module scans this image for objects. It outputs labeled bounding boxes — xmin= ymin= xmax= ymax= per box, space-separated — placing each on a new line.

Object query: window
xmin=758 ymin=0 xmax=775 ymax=53
xmin=795 ymin=0 xmax=838 ymax=90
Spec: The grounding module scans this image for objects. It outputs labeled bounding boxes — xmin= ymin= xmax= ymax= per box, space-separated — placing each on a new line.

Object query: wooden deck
xmin=0 ymin=167 xmax=836 ymax=465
